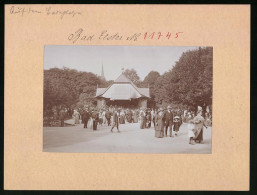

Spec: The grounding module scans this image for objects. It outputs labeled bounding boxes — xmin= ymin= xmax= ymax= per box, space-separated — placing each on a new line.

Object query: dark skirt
xmin=98 ymin=118 xmax=103 ymax=124
xmin=173 ymin=123 xmax=180 ymax=132
xmin=194 ymin=128 xmax=203 ymax=142
xmin=120 ymin=116 xmax=125 ymax=124
xmin=128 ymin=116 xmax=132 ymax=123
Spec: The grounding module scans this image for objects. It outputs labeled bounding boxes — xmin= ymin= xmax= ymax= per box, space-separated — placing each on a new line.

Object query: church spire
xmin=101 ymin=62 xmax=105 ymax=80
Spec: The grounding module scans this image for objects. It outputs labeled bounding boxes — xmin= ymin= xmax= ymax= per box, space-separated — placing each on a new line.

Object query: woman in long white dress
xmin=187 ymin=120 xmax=196 ymax=144
xmin=102 ymin=110 xmax=107 ymax=125
xmin=193 ymin=110 xmax=206 ymax=143
xmin=88 ymin=117 xmax=93 ymax=129
xmin=73 ymin=109 xmax=80 ymax=125
xmin=139 ymin=109 xmax=146 ymax=129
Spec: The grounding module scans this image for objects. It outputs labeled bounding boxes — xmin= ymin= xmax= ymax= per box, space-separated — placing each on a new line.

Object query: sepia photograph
xmin=43 ymin=45 xmax=213 ymax=153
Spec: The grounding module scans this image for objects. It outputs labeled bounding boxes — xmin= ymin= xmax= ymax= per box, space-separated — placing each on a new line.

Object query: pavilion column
xmin=102 ymin=99 xmax=106 ymax=107
xmin=138 ymin=98 xmax=147 ymax=108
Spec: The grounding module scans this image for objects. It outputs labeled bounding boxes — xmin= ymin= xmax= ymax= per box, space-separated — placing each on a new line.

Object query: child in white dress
xmin=187 ymin=120 xmax=196 ymax=145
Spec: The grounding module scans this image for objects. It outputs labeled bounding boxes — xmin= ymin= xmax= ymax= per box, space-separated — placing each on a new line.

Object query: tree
xmin=143 ymin=71 xmax=160 ymax=92
xmin=123 ymin=68 xmax=141 ymax=84
xmin=142 ymin=71 xmax=161 ymax=107
xmin=43 ymin=67 xmax=109 ymax=117
xmin=78 ymin=85 xmax=97 ymax=107
xmin=153 ymin=47 xmax=213 ymax=111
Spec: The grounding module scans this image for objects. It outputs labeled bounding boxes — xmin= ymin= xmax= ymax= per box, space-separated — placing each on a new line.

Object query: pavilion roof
xmin=95 ymin=73 xmax=150 ymax=100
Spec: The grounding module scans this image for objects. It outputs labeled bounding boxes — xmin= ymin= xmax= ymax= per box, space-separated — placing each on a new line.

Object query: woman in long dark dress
xmin=155 ymin=108 xmax=164 ymax=138
xmin=133 ymin=110 xmax=139 ymax=123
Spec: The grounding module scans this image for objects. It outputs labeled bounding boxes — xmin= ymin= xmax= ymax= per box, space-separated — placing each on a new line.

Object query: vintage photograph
xmin=43 ymin=45 xmax=213 ymax=153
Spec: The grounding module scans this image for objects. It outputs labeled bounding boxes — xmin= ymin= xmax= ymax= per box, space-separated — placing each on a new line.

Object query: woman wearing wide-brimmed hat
xmin=173 ymin=115 xmax=181 ymax=136
xmin=155 ymin=107 xmax=165 ymax=138
xmin=193 ymin=110 xmax=205 ymax=143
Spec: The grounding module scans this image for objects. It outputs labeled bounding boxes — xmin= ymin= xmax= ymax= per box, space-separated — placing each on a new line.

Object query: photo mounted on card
xmin=43 ymin=45 xmax=213 ymax=153
xmin=5 ymin=4 xmax=250 ymax=190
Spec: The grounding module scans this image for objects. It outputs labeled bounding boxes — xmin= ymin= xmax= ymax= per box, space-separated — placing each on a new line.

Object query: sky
xmin=44 ymin=45 xmax=198 ymax=81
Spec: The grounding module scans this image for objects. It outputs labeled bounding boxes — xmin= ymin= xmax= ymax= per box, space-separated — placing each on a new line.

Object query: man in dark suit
xmin=82 ymin=107 xmax=90 ymax=128
xmin=164 ymin=105 xmax=174 ymax=137
xmin=105 ymin=109 xmax=112 ymax=126
xmin=110 ymin=109 xmax=120 ymax=133
xmin=91 ymin=109 xmax=99 ymax=130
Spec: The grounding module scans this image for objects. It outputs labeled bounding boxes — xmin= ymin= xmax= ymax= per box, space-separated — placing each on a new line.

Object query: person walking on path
xmin=164 ymin=106 xmax=174 ymax=137
xmin=155 ymin=108 xmax=165 ymax=138
xmin=119 ymin=109 xmax=125 ymax=124
xmin=102 ymin=109 xmax=107 ymax=125
xmin=133 ymin=109 xmax=139 ymax=123
xmin=73 ymin=109 xmax=80 ymax=125
xmin=59 ymin=108 xmax=66 ymax=127
xmin=187 ymin=119 xmax=196 ymax=145
xmin=140 ymin=108 xmax=146 ymax=129
xmin=110 ymin=109 xmax=120 ymax=133
xmin=91 ymin=109 xmax=99 ymax=130
xmin=193 ymin=110 xmax=206 ymax=143
xmin=82 ymin=107 xmax=90 ymax=128
xmin=173 ymin=116 xmax=181 ymax=136
xmin=105 ymin=109 xmax=112 ymax=126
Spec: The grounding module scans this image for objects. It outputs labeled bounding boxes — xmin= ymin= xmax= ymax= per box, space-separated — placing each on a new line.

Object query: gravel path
xmin=43 ymin=122 xmax=212 ymax=153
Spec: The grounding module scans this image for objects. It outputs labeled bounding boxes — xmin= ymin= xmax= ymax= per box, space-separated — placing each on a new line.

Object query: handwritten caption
xmin=68 ymin=28 xmax=183 ymax=43
xmin=9 ymin=6 xmax=82 ymax=19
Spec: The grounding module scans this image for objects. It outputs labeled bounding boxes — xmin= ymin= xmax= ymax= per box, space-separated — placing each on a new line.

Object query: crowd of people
xmin=57 ymin=104 xmax=212 ymax=145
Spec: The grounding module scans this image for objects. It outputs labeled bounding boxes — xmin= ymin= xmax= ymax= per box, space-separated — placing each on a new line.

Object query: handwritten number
xmin=150 ymin=32 xmax=155 ymax=39
xmin=144 ymin=32 xmax=148 ymax=39
xmin=175 ymin=32 xmax=183 ymax=38
xmin=166 ymin=32 xmax=171 ymax=39
xmin=157 ymin=32 xmax=162 ymax=39
xmin=144 ymin=32 xmax=155 ymax=39
xmin=144 ymin=32 xmax=182 ymax=40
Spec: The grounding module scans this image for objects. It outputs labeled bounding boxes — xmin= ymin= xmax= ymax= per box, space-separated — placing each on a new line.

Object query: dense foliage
xmin=154 ymin=47 xmax=213 ymax=111
xmin=123 ymin=68 xmax=141 ymax=84
xmin=44 ymin=67 xmax=108 ymax=115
